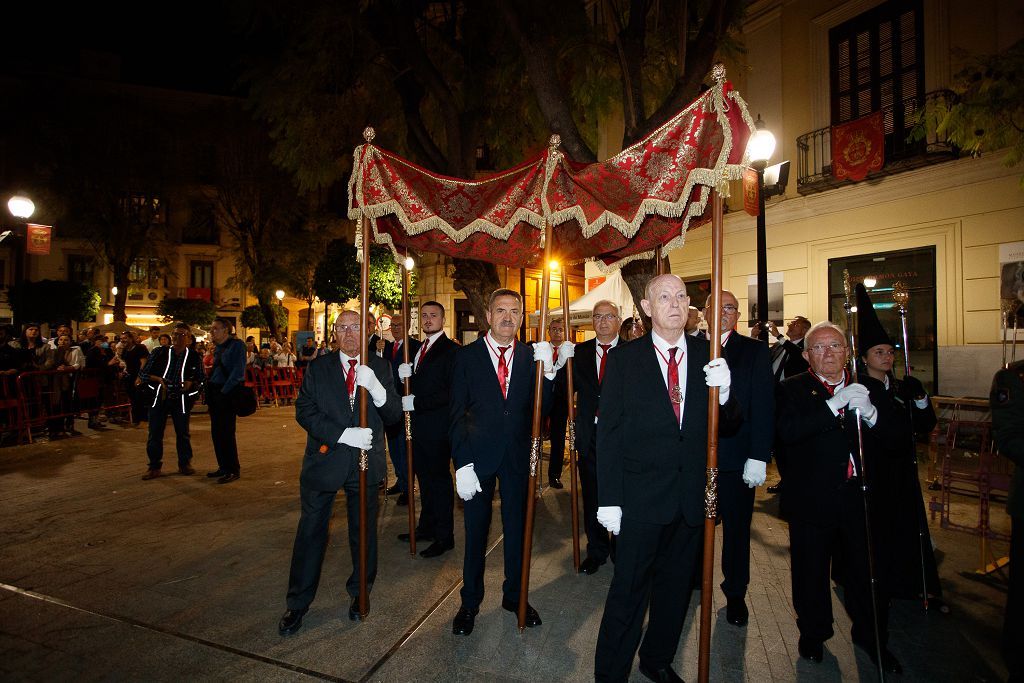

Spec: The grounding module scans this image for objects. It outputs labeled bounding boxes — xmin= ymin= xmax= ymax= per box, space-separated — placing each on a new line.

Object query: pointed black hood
xmin=856 ymin=282 xmax=892 ymax=355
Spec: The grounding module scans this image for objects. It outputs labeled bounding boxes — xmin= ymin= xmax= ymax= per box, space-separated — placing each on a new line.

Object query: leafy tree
xmin=313 ymin=239 xmax=417 ymax=310
xmin=241 ymin=303 xmax=289 ymax=332
xmin=9 ymin=280 xmax=101 ymax=324
xmin=156 ymin=297 xmax=218 ymax=328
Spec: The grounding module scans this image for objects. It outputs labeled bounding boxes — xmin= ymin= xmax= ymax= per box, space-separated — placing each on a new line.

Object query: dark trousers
xmin=460 ymin=459 xmax=526 ymax=610
xmin=547 ymin=411 xmax=567 ymax=483
xmin=718 ymin=468 xmax=755 ymax=599
xmin=595 ymin=514 xmax=702 ymax=682
xmin=789 ymin=481 xmax=888 ymax=645
xmin=580 ymin=443 xmax=611 ymax=562
xmin=146 ymin=401 xmax=193 ymax=470
xmin=285 ymin=473 xmax=379 ymax=609
xmin=414 ymin=437 xmax=455 ymax=543
xmin=206 ymin=385 xmax=240 ymax=475
xmin=126 ymin=378 xmax=146 ymax=424
xmin=1007 ymin=518 xmax=1023 ymax=681
xmin=385 ymin=423 xmax=408 ymax=493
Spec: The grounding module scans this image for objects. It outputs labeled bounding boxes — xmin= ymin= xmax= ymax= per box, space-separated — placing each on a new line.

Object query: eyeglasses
xmin=336 ymin=324 xmax=361 ymax=333
xmin=593 ymin=314 xmax=619 ymax=322
xmin=721 ymin=305 xmax=738 ymax=313
xmin=808 ymin=342 xmax=844 ymax=354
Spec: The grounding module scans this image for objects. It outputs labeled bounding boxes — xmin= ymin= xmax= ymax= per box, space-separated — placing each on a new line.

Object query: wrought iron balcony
xmin=796 ymin=90 xmax=958 ymax=195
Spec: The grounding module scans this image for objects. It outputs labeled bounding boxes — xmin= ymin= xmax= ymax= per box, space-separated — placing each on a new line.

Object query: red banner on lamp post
xmin=25 ymin=224 xmax=52 ymax=255
xmin=742 ymin=168 xmax=759 ymax=216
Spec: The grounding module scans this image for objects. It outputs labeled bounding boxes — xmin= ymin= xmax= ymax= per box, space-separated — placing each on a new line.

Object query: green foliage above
xmin=9 ymin=280 xmax=101 ymax=324
xmin=912 ymin=40 xmax=1024 ymax=186
xmin=240 ymin=303 xmax=288 ymax=331
xmin=312 ymin=239 xmax=416 ymax=310
xmin=156 ymin=297 xmax=218 ymax=328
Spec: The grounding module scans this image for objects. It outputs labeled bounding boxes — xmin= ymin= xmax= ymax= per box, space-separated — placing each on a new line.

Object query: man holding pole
xmin=277 ymin=310 xmax=400 ymax=636
xmin=546 ymin=316 xmax=570 ymax=489
xmin=383 ymin=315 xmax=421 ymax=506
xmin=449 ymin=288 xmax=559 ymax=636
xmin=594 ymin=274 xmax=739 ymax=683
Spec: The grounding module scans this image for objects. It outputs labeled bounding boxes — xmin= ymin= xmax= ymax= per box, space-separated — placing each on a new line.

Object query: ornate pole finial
xmin=711 ymin=62 xmax=727 ymax=84
xmin=363 ymin=126 xmax=376 ymax=143
xmin=548 ymin=134 xmax=561 ymax=149
xmin=842 ymin=269 xmax=852 ymax=302
xmin=892 ymin=281 xmax=909 ymax=314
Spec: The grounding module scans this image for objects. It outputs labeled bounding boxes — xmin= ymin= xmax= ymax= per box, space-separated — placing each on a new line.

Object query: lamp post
xmin=6 ymin=195 xmax=36 ymax=329
xmin=746 ymin=116 xmax=776 ymax=342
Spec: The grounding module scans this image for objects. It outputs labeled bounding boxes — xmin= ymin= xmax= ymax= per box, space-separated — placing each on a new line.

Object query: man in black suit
xmin=278 ymin=310 xmax=401 ymax=636
xmin=776 ymin=321 xmax=901 ymax=673
xmin=396 ymin=301 xmax=459 ymax=557
xmin=449 ymin=288 xmax=557 ymax=636
xmin=712 ymin=290 xmax=774 ymax=627
xmin=382 ymin=315 xmax=422 ymax=505
xmin=766 ymin=316 xmax=811 ymax=494
xmin=594 ymin=274 xmax=741 ymax=683
xmin=547 ymin=316 xmax=570 ymax=489
xmin=559 ymin=299 xmax=622 ymax=575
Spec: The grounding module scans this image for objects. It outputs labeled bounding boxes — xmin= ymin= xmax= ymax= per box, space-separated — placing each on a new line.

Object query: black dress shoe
xmin=396 ymin=492 xmax=409 ymax=506
xmin=419 ymin=539 xmax=455 ymax=558
xmin=798 ymin=636 xmax=823 ymax=662
xmin=548 ymin=478 xmax=564 ymax=489
xmin=349 ymin=597 xmax=368 ymax=621
xmin=726 ymin=597 xmax=749 ymax=626
xmin=579 ymin=557 xmax=606 ymax=575
xmin=217 ymin=472 xmax=240 ymax=484
xmin=452 ymin=606 xmax=478 ymax=635
xmin=278 ymin=607 xmax=307 ymax=636
xmin=638 ymin=662 xmax=685 ymax=683
xmin=397 ymin=530 xmax=433 ymax=542
xmin=853 ymin=640 xmax=902 ymax=674
xmin=501 ymin=598 xmax=541 ymax=627
xmin=206 ymin=469 xmax=225 ymax=478
xmin=385 ymin=484 xmax=402 ymax=495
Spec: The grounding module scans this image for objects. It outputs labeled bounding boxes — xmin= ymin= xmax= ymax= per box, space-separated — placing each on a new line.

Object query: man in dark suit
xmin=382 ymin=315 xmax=421 ymax=505
xmin=397 ymin=301 xmax=458 ymax=557
xmin=449 ymin=288 xmax=557 ymax=636
xmin=547 ymin=316 xmax=570 ymax=489
xmin=559 ymin=299 xmax=622 ymax=575
xmin=594 ymin=274 xmax=740 ymax=683
xmin=765 ymin=316 xmax=810 ymax=495
xmin=278 ymin=310 xmax=401 ymax=636
xmin=712 ymin=290 xmax=774 ymax=627
xmin=776 ymin=321 xmax=901 ymax=673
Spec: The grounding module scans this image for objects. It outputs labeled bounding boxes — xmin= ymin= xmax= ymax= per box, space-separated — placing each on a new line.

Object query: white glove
xmin=455 ymin=463 xmax=483 ymax=501
xmin=703 ymin=357 xmax=731 ymax=405
xmin=847 ymin=390 xmax=877 ymax=423
xmin=742 ymin=459 xmax=767 ymax=488
xmin=397 ymin=363 xmax=413 ymax=379
xmin=402 ymin=395 xmax=415 ymax=412
xmin=553 ymin=341 xmax=575 ymax=371
xmin=355 ymin=365 xmax=387 ymax=406
xmin=338 ymin=427 xmax=373 ymax=450
xmin=596 ymin=506 xmax=622 ymax=535
xmin=826 ymin=383 xmax=869 ymax=412
xmin=533 ymin=341 xmax=554 ymax=373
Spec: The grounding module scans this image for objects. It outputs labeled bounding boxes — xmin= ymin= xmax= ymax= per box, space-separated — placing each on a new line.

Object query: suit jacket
xmin=295 ymin=352 xmax=401 ymax=491
xmin=409 ymin=333 xmax=458 ymax=441
xmin=449 ymin=337 xmax=552 ymax=478
xmin=776 ymin=371 xmax=904 ymax=525
xmin=718 ymin=332 xmax=774 ymax=471
xmin=773 ymin=337 xmax=809 ymax=382
xmin=383 ymin=335 xmax=423 ymax=389
xmin=558 ymin=338 xmax=617 ymax=456
xmin=596 ymin=333 xmax=742 ymax=526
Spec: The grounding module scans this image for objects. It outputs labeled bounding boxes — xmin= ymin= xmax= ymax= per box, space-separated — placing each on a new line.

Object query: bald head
xmin=641 ymin=274 xmax=690 ymax=342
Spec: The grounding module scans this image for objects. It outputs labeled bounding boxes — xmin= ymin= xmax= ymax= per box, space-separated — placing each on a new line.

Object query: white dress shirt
xmin=651 ymin=331 xmax=688 ymax=426
xmin=415 ymin=330 xmax=446 ymax=372
xmin=595 ymin=336 xmax=619 ymax=377
xmin=483 ymin=332 xmax=516 ymax=392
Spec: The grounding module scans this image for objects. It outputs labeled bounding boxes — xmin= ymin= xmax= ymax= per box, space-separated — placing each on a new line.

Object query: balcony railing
xmin=796 ymin=90 xmax=958 ymax=196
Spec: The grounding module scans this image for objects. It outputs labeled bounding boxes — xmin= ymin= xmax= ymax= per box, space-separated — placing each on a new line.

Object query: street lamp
xmin=404 ymin=256 xmax=415 ymax=271
xmin=6 ymin=195 xmax=37 ymax=328
xmin=747 ymin=115 xmax=776 ymax=341
xmin=275 ymin=289 xmax=285 ymax=302
xmin=7 ymin=195 xmax=35 ymax=219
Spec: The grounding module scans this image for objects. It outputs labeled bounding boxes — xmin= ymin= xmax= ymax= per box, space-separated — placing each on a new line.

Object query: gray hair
xmin=805 ymin=321 xmax=848 ymax=347
xmin=592 ymin=299 xmax=620 ymax=317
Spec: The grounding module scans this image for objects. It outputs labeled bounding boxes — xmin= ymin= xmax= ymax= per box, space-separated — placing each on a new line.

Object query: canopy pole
xmin=519 ymin=220 xmax=554 ymax=632
xmin=401 ymin=253 xmax=416 ymax=556
xmin=358 ymin=216 xmax=371 ymax=619
xmin=697 ymin=189 xmax=724 ymax=683
xmin=655 ymin=244 xmax=665 ymax=276
xmin=560 ymin=268 xmax=581 ymax=573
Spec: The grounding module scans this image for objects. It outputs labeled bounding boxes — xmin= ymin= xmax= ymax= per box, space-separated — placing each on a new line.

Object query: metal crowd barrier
xmin=8 ymin=369 xmax=133 ymax=445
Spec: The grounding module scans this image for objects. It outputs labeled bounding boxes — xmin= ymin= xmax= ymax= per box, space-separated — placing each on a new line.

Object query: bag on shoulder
xmin=231 ymin=384 xmax=258 ymax=417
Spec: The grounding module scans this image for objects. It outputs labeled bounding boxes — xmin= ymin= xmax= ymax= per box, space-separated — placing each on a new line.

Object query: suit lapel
xmin=324 ymin=352 xmax=353 ymax=421
xmin=635 ymin=336 xmax=679 ymax=428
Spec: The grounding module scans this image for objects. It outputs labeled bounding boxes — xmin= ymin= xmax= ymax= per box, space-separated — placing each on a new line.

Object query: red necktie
xmin=346 ymin=359 xmax=357 ymax=397
xmin=392 ymin=340 xmax=401 ymax=361
xmin=497 ymin=346 xmax=510 ymax=398
xmin=598 ymin=344 xmax=611 ymax=384
xmin=667 ymin=347 xmax=681 ymax=423
xmin=416 ymin=339 xmax=430 ymax=370
xmin=553 ymin=346 xmax=559 ymax=364
xmin=825 ymin=380 xmax=854 ymax=480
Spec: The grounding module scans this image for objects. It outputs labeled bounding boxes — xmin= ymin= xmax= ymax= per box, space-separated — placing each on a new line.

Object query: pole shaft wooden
xmin=519 ymin=222 xmax=554 ymax=631
xmin=560 ymin=271 xmax=580 ymax=572
xmin=402 ymin=257 xmax=416 ymax=556
xmin=655 ymin=245 xmax=665 ymax=276
xmin=697 ymin=190 xmax=724 ymax=683
xmin=358 ymin=217 xmax=370 ymax=618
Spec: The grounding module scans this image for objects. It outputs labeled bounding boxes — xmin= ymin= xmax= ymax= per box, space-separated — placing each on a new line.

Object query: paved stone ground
xmin=0 ymin=407 xmax=1011 ymax=682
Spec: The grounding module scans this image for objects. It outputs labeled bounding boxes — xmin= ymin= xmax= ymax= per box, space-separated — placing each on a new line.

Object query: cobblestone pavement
xmin=0 ymin=407 xmax=1010 ymax=681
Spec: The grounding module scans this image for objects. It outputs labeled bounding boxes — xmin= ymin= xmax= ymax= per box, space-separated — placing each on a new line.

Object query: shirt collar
xmin=424 ymin=330 xmax=445 ymax=345
xmin=486 ymin=331 xmax=515 ymax=351
xmin=339 ymin=350 xmax=360 ymax=366
xmin=651 ymin=330 xmax=687 ymax=357
xmin=721 ymin=329 xmax=734 ymax=345
xmin=596 ymin=336 xmax=618 ymax=349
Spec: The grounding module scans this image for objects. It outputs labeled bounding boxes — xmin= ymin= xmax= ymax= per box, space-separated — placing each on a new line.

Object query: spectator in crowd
xmin=317 ymin=339 xmax=332 ymax=357
xmin=143 ymin=326 xmax=162 ymax=352
xmin=49 ymin=333 xmax=85 ymax=437
xmin=119 ymin=331 xmax=150 ymax=426
xmin=48 ymin=324 xmax=72 ymax=349
xmin=207 ymin=317 xmax=246 ymax=484
xmin=298 ymin=337 xmax=317 ymax=367
xmin=158 ymin=334 xmax=171 ymax=348
xmin=275 ymin=341 xmax=297 ymax=368
xmin=15 ymin=323 xmax=55 ymax=371
xmin=617 ymin=316 xmax=646 ymax=343
xmin=0 ymin=325 xmax=27 ymax=374
xmin=245 ymin=339 xmax=258 ymax=366
xmin=253 ymin=347 xmax=274 ymax=370
xmin=269 ymin=339 xmax=281 ymax=356
xmin=84 ymin=336 xmax=116 ymax=429
xmin=202 ymin=345 xmax=215 ymax=376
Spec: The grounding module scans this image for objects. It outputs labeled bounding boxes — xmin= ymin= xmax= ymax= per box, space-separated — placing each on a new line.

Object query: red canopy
xmin=348 ymin=78 xmax=754 ymax=270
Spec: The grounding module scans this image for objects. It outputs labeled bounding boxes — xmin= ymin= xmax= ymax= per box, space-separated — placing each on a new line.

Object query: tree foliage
xmin=156 ymin=297 xmax=218 ymax=328
xmin=240 ymin=303 xmax=289 ymax=331
xmin=9 ymin=280 xmax=101 ymax=324
xmin=312 ymin=239 xmax=417 ymax=310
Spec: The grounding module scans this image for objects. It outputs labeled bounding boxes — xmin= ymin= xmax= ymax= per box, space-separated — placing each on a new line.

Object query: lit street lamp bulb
xmin=275 ymin=289 xmax=285 ymax=301
xmin=111 ymin=286 xmax=119 ymax=297
xmin=746 ymin=116 xmax=776 ymax=164
xmin=404 ymin=257 xmax=415 ymax=270
xmin=863 ymin=277 xmax=877 ymax=288
xmin=549 ymin=260 xmax=560 ymax=271
xmin=7 ymin=195 xmax=35 ymax=219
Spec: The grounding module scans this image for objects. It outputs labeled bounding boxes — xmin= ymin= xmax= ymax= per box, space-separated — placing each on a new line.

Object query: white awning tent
xmin=528 ymin=269 xmax=637 ymax=329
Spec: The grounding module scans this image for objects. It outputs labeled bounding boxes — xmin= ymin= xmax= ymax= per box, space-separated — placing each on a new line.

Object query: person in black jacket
xmin=546 ymin=316 xmax=570 ymax=489
xmin=278 ymin=310 xmax=401 ymax=636
xmin=594 ymin=275 xmax=740 ymax=683
xmin=206 ymin=318 xmax=246 ymax=484
xmin=776 ymin=320 xmax=903 ymax=674
xmin=138 ymin=324 xmax=204 ymax=479
xmin=382 ymin=315 xmax=422 ymax=505
xmin=396 ymin=301 xmax=458 ymax=557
